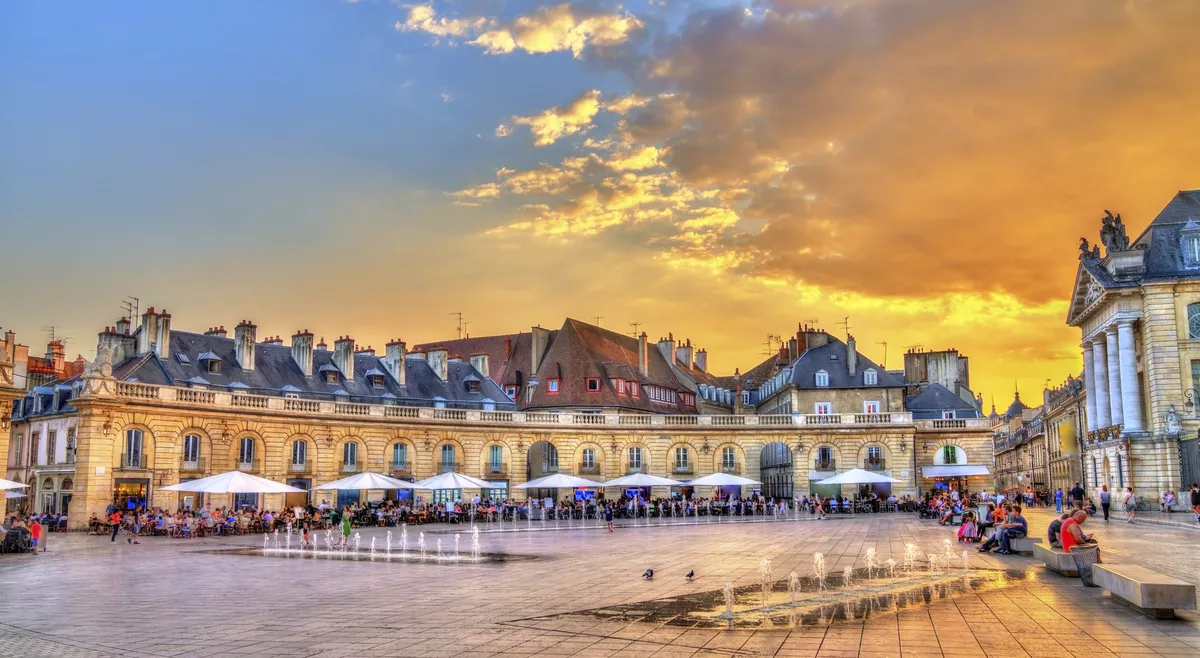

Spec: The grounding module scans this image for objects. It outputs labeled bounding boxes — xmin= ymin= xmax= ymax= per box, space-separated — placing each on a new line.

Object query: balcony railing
xmin=439 ymin=462 xmax=462 ymax=473
xmin=578 ymin=462 xmax=601 ymax=475
xmin=339 ymin=461 xmax=362 ymax=474
xmin=180 ymin=456 xmax=206 ymax=473
xmin=540 ymin=463 xmax=559 ymax=473
xmin=813 ymin=458 xmax=836 ymax=471
xmin=864 ymin=458 xmax=886 ymax=471
xmin=485 ymin=462 xmax=507 ymax=476
xmin=626 ymin=462 xmax=644 ymax=474
xmin=236 ymin=459 xmax=260 ymax=473
xmin=389 ymin=461 xmax=412 ymax=475
xmin=672 ymin=463 xmax=694 ymax=475
xmin=720 ymin=462 xmax=742 ymax=474
xmin=119 ymin=453 xmax=147 ymax=470
xmin=288 ymin=460 xmax=312 ymax=474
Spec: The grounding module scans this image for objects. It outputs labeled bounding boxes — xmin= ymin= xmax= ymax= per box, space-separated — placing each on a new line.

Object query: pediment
xmin=1066 ymin=262 xmax=1107 ymax=326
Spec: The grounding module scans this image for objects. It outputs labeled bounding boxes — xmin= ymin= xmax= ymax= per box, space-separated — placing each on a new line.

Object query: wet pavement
xmin=1 ymin=509 xmax=1197 ymax=657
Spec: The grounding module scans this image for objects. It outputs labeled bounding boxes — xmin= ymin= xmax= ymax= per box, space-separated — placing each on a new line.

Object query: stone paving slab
xmin=1 ymin=509 xmax=1198 ymax=657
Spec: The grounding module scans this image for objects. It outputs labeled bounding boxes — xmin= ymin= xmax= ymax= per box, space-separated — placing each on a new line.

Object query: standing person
xmin=340 ymin=507 xmax=352 ymax=547
xmin=1069 ymin=482 xmax=1085 ymax=510
xmin=128 ymin=511 xmax=141 ymax=545
xmin=1099 ymin=485 xmax=1111 ymax=522
xmin=1054 ymin=488 xmax=1063 ymax=513
xmin=110 ymin=509 xmax=123 ymax=543
xmin=1190 ymin=483 xmax=1200 ymax=523
xmin=29 ymin=517 xmax=42 ymax=554
xmin=1122 ymin=487 xmax=1137 ymax=523
xmin=605 ymin=504 xmax=614 ymax=532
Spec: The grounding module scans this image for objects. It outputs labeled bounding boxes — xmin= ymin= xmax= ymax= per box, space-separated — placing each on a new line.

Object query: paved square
xmin=2 ymin=510 xmax=1198 ymax=658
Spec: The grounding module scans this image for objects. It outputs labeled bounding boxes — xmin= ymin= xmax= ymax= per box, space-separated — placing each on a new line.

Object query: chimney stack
xmin=115 ymin=317 xmax=131 ymax=335
xmin=531 ymin=326 xmax=550 ymax=375
xmin=97 ymin=325 xmax=136 ymax=365
xmin=470 ymin=353 xmax=490 ymax=379
xmin=204 ymin=326 xmax=228 ymax=338
xmin=637 ymin=332 xmax=648 ymax=375
xmin=155 ymin=309 xmax=172 ymax=358
xmin=333 ymin=336 xmax=354 ymax=380
xmin=385 ymin=339 xmax=407 ymax=386
xmin=138 ymin=307 xmax=159 ymax=355
xmin=262 ymin=336 xmax=283 ymax=346
xmin=695 ymin=348 xmax=707 ymax=372
xmin=428 ymin=348 xmax=449 ymax=381
xmin=234 ymin=320 xmax=257 ymax=371
xmin=316 ymin=337 xmax=328 ymax=351
xmin=676 ymin=339 xmax=694 ymax=370
xmin=787 ymin=337 xmax=799 ymax=361
xmin=291 ymin=330 xmax=314 ymax=377
xmin=657 ymin=333 xmax=677 ymax=364
xmin=504 ymin=336 xmax=513 ymax=360
xmin=846 ymin=334 xmax=858 ymax=377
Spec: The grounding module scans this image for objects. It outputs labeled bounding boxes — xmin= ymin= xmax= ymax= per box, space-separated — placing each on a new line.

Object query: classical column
xmin=1106 ymin=329 xmax=1124 ymax=427
xmin=1083 ymin=346 xmax=1098 ymax=432
xmin=1091 ymin=338 xmax=1112 ymax=428
xmin=1116 ymin=319 xmax=1143 ymax=433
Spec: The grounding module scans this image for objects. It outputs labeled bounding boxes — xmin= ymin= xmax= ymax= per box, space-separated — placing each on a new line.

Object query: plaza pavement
xmin=1 ymin=508 xmax=1198 ymax=658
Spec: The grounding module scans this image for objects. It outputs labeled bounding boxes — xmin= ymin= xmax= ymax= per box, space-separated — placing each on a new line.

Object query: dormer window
xmin=630 ymin=382 xmax=639 ymax=396
xmin=326 ymin=371 xmax=338 ymax=384
xmin=504 ymin=385 xmax=517 ymax=399
xmin=864 ymin=369 xmax=878 ymax=385
xmin=547 ymin=378 xmax=560 ymax=394
xmin=466 ymin=379 xmax=481 ymax=393
xmin=372 ymin=375 xmax=385 ymax=388
xmin=1182 ymin=219 xmax=1200 ymax=268
xmin=815 ymin=370 xmax=829 ymax=387
xmin=586 ymin=377 xmax=601 ymax=392
xmin=198 ymin=351 xmax=221 ymax=374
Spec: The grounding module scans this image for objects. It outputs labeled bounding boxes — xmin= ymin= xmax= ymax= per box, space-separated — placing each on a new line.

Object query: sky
xmin=2 ymin=0 xmax=1200 ymax=408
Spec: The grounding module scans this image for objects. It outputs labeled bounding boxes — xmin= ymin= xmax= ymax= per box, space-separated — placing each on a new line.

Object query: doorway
xmin=760 ymin=442 xmax=794 ymax=500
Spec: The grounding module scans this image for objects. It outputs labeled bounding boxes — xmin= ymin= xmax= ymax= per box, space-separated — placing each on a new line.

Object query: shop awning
xmin=921 ymin=465 xmax=991 ymax=478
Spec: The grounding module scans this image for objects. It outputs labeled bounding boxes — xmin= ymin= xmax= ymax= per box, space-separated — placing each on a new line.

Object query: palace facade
xmin=6 ymin=311 xmax=993 ymax=528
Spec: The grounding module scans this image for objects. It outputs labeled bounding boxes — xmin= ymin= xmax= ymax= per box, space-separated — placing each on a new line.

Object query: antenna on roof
xmin=450 ymin=312 xmax=465 ymax=340
xmin=592 ymin=316 xmax=604 ymax=327
xmin=121 ymin=296 xmax=139 ymax=323
xmin=762 ymin=334 xmax=782 ymax=356
xmin=629 ymin=321 xmax=641 ymax=337
xmin=835 ymin=316 xmax=851 ymax=338
xmin=803 ymin=318 xmax=820 ymax=328
xmin=876 ymin=341 xmax=887 ymax=369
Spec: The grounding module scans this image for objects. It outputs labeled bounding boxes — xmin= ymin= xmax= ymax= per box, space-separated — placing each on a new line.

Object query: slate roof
xmin=1134 ymin=190 xmax=1200 ymax=280
xmin=413 ymin=332 xmax=536 ymax=398
xmin=713 ymin=354 xmax=785 ymax=391
xmin=110 ymin=330 xmax=512 ymax=408
xmin=1004 ymin=393 xmax=1029 ymax=420
xmin=786 ymin=336 xmax=905 ymax=390
xmin=906 ymin=383 xmax=980 ymax=416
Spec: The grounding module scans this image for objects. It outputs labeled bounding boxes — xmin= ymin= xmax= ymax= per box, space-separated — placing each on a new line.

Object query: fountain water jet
xmin=759 ymin=558 xmax=773 ymax=607
xmin=884 ymin=558 xmax=897 ymax=579
xmin=787 ymin=571 xmax=800 ymax=608
xmin=903 ymin=543 xmax=920 ymax=572
xmin=961 ymin=549 xmax=971 ymax=572
xmin=436 ymin=538 xmax=443 ymax=560
xmin=864 ymin=547 xmax=878 ymax=579
xmin=842 ymin=565 xmax=855 ymax=589
xmin=454 ymin=534 xmax=461 ymax=561
xmin=418 ymin=532 xmax=426 ymax=558
xmin=353 ymin=533 xmax=361 ymax=553
xmin=471 ymin=526 xmax=481 ymax=562
xmin=723 ymin=583 xmax=735 ymax=624
xmin=813 ymin=552 xmax=828 ymax=590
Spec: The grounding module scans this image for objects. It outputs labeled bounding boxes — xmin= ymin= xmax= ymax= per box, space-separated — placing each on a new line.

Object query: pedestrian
xmin=1099 ymin=485 xmax=1111 ymax=522
xmin=1191 ymin=483 xmax=1200 ymax=523
xmin=128 ymin=511 xmax=141 ymax=545
xmin=340 ymin=507 xmax=352 ymax=547
xmin=301 ymin=521 xmax=311 ymax=548
xmin=605 ymin=504 xmax=614 ymax=532
xmin=1069 ymin=481 xmax=1085 ymax=510
xmin=1122 ymin=487 xmax=1137 ymax=523
xmin=29 ymin=518 xmax=42 ymax=554
xmin=1054 ymin=488 xmax=1063 ymax=513
xmin=110 ymin=510 xmax=123 ymax=543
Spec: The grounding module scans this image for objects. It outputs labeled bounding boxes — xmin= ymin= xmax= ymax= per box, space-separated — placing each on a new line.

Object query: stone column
xmin=1091 ymin=338 xmax=1112 ymax=428
xmin=1116 ymin=319 xmax=1143 ymax=433
xmin=1105 ymin=330 xmax=1123 ymax=427
xmin=1082 ymin=346 xmax=1097 ymax=432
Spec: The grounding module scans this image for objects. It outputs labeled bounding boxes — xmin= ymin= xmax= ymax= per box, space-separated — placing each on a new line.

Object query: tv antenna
xmin=803 ymin=317 xmax=820 ymax=328
xmin=876 ymin=341 xmax=888 ymax=369
xmin=762 ymin=334 xmax=783 ymax=356
xmin=629 ymin=321 xmax=642 ymax=337
xmin=41 ymin=326 xmax=72 ymax=349
xmin=450 ymin=312 xmax=466 ymax=339
xmin=835 ymin=316 xmax=851 ymax=338
xmin=592 ymin=316 xmax=604 ymax=327
xmin=121 ymin=296 xmax=140 ymax=323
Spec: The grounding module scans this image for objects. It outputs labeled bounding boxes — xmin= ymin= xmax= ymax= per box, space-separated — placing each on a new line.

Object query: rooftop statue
xmin=1100 ymin=209 xmax=1130 ymax=254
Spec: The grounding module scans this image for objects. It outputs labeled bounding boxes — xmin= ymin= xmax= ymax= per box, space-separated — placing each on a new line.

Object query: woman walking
xmin=1122 ymin=487 xmax=1137 ymax=523
xmin=1099 ymin=485 xmax=1111 ymax=522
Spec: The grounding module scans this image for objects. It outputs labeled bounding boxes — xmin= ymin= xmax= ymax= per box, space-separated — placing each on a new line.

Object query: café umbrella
xmin=413 ymin=472 xmax=493 ymax=491
xmin=314 ymin=472 xmax=419 ymax=491
xmin=0 ymin=477 xmax=29 ymax=491
xmin=159 ymin=471 xmax=305 ymax=494
xmin=514 ymin=474 xmax=599 ymax=490
xmin=601 ymin=473 xmax=685 ymax=488
xmin=686 ymin=473 xmax=762 ymax=487
xmin=813 ymin=468 xmax=901 ymax=486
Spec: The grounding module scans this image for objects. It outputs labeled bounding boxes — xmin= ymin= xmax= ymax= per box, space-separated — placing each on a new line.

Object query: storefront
xmin=921 ymin=464 xmax=991 ymax=495
xmin=285 ymin=478 xmax=311 ymax=509
xmin=335 ymin=489 xmax=360 ymax=509
xmin=113 ymin=479 xmax=149 ymax=510
xmin=668 ymin=486 xmax=694 ymax=500
xmin=178 ymin=478 xmax=204 ymax=511
xmin=483 ymin=479 xmax=508 ymax=501
xmin=432 ymin=489 xmax=461 ymax=505
xmin=234 ymin=493 xmax=259 ymax=509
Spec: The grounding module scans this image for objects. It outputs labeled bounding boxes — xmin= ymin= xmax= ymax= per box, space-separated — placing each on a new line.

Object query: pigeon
xmin=685 ymin=570 xmax=694 ymax=582
xmin=642 ymin=568 xmax=654 ymax=580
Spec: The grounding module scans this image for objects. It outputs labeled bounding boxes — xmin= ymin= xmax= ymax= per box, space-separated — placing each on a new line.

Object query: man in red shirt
xmin=29 ymin=519 xmax=42 ymax=554
xmin=110 ymin=510 xmax=123 ymax=543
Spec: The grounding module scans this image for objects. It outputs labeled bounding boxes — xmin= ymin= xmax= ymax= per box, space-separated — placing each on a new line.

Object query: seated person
xmin=1047 ymin=512 xmax=1071 ymax=547
xmin=1059 ymin=510 xmax=1098 ymax=558
xmin=978 ymin=505 xmax=1027 ymax=554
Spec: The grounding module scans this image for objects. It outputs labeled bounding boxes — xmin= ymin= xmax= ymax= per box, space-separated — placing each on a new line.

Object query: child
xmin=957 ymin=511 xmax=977 ymax=543
xmin=604 ymin=505 xmax=614 ymax=533
xmin=302 ymin=521 xmax=311 ymax=547
xmin=29 ymin=518 xmax=43 ymax=554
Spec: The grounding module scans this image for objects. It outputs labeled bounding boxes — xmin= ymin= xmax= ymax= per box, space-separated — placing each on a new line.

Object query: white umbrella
xmin=159 ymin=471 xmax=304 ymax=494
xmin=0 ymin=477 xmax=29 ymax=491
xmin=601 ymin=473 xmax=684 ymax=487
xmin=687 ymin=473 xmax=762 ymax=487
xmin=314 ymin=472 xmax=419 ymax=491
xmin=5 ymin=491 xmax=26 ymax=499
xmin=413 ymin=471 xmax=493 ymax=490
xmin=514 ymin=474 xmax=600 ymax=490
xmin=814 ymin=468 xmax=901 ymax=485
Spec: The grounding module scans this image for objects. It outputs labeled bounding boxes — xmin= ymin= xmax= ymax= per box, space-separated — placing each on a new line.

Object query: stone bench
xmin=1009 ymin=536 xmax=1041 ymax=556
xmin=1093 ymin=564 xmax=1197 ymax=619
xmin=1033 ymin=543 xmax=1078 ymax=576
xmin=951 ymin=514 xmax=962 ymax=524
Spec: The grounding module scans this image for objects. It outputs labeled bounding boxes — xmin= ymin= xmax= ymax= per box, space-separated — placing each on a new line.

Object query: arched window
xmin=125 ymin=429 xmax=143 ymax=462
xmin=674 ymin=446 xmax=690 ymax=472
xmin=291 ymin=440 xmax=307 ymax=466
xmin=238 ymin=437 xmax=255 ymax=466
xmin=581 ymin=447 xmax=596 ymax=470
xmin=721 ymin=446 xmax=737 ymax=471
xmin=391 ymin=443 xmax=407 ymax=471
xmin=61 ymin=477 xmax=73 ymax=490
xmin=1189 ymin=303 xmax=1200 ymax=339
xmin=182 ymin=434 xmax=200 ymax=464
xmin=440 ymin=444 xmax=456 ymax=470
xmin=628 ymin=446 xmax=643 ymax=471
xmin=42 ymin=477 xmax=54 ymax=490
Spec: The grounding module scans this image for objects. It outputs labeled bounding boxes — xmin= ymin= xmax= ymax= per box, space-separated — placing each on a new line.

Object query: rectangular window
xmin=863 ymin=401 xmax=879 ymax=414
xmin=392 ymin=443 xmax=406 ymax=466
xmin=581 ymin=448 xmax=595 ymax=469
xmin=722 ymin=446 xmax=736 ymax=470
xmin=675 ymin=446 xmax=689 ymax=469
xmin=629 ymin=382 xmax=639 ymax=396
xmin=184 ymin=434 xmax=201 ymax=463
xmin=292 ymin=440 xmax=307 ymax=465
xmin=586 ymin=378 xmax=601 ymax=392
xmin=284 ymin=392 xmax=300 ymax=399
xmin=1192 ymin=360 xmax=1200 ymax=397
xmin=628 ymin=446 xmax=643 ymax=470
xmin=489 ymin=445 xmax=503 ymax=468
xmin=867 ymin=445 xmax=882 ymax=460
xmin=46 ymin=430 xmax=56 ymax=465
xmin=942 ymin=410 xmax=956 ymax=419
xmin=547 ymin=379 xmax=560 ymax=394
xmin=505 ymin=385 xmax=517 ymax=399
xmin=815 ymin=402 xmax=832 ymax=415
xmin=815 ymin=371 xmax=829 ymax=387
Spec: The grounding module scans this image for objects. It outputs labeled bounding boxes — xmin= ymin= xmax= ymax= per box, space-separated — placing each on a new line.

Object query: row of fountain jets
xmin=262 ymin=522 xmax=483 ymax=562
xmin=725 ymin=539 xmax=973 ymax=617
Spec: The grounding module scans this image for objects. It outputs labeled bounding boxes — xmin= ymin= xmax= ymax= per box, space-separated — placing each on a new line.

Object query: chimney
xmin=637 ymin=332 xmax=648 ymax=375
xmin=470 ymin=353 xmax=490 ymax=379
xmin=787 ymin=337 xmax=798 ymax=361
xmin=676 ymin=339 xmax=694 ymax=370
xmin=47 ymin=340 xmax=66 ymax=372
xmin=531 ymin=326 xmax=550 ymax=374
xmin=204 ymin=326 xmax=228 ymax=338
xmin=503 ymin=337 xmax=513 ymax=360
xmin=156 ymin=309 xmax=171 ymax=359
xmin=263 ymin=336 xmax=283 ymax=346
xmin=234 ymin=320 xmax=257 ymax=371
xmin=138 ymin=307 xmax=158 ymax=355
xmin=97 ymin=326 xmax=136 ymax=366
xmin=291 ymin=330 xmax=314 ymax=377
xmin=115 ymin=317 xmax=131 ymax=335
xmin=355 ymin=345 xmax=375 ymax=356
xmin=385 ymin=339 xmax=407 ymax=386
xmin=846 ymin=334 xmax=857 ymax=377
xmin=428 ymin=348 xmax=448 ymax=381
xmin=332 ymin=336 xmax=354 ymax=380
xmin=316 ymin=337 xmax=328 ymax=351
xmin=732 ymin=367 xmax=743 ymax=414
xmin=804 ymin=329 xmax=830 ymax=350
xmin=695 ymin=348 xmax=707 ymax=372
xmin=657 ymin=333 xmax=677 ymax=364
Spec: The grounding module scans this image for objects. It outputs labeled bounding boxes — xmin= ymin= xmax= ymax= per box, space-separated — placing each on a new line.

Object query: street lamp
xmin=0 ymin=412 xmax=9 ymax=431
xmin=1185 ymin=389 xmax=1196 ymax=417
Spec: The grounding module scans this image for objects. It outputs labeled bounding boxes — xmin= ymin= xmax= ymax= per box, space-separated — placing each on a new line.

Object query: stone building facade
xmin=1044 ymin=376 xmax=1087 ymax=494
xmin=1067 ymin=191 xmax=1200 ymax=504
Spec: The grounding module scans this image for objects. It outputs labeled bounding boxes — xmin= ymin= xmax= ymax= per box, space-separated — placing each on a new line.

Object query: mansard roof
xmin=111 ymin=330 xmax=512 ymax=408
xmin=906 ymin=383 xmax=979 ymax=412
xmin=786 ymin=336 xmax=905 ymax=390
